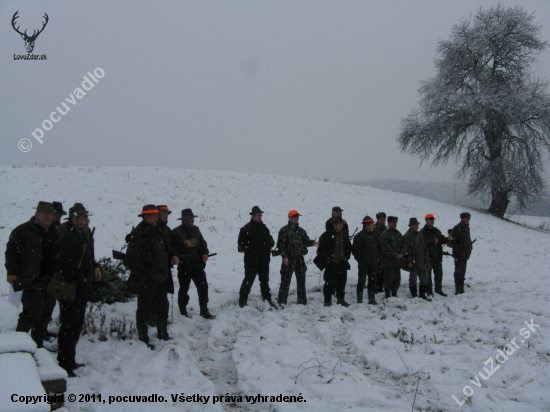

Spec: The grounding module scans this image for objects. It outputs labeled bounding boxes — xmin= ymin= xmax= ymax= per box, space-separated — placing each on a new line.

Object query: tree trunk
xmin=488 ymin=189 xmax=510 ymax=217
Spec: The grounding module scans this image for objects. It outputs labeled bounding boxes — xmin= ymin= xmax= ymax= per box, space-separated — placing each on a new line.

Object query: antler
xmin=11 ymin=11 xmax=26 ymax=37
xmin=29 ymin=13 xmax=49 ymax=40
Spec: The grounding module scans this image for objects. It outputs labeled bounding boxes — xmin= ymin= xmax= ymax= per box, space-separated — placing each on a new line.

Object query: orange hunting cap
xmin=288 ymin=209 xmax=301 ymax=218
xmin=425 ymin=213 xmax=435 ymax=220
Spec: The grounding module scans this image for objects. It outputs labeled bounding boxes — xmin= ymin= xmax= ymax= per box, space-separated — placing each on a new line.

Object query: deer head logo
xmin=11 ymin=11 xmax=49 ymax=54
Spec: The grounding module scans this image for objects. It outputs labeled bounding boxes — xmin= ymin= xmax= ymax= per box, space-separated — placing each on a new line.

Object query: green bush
xmin=90 ymin=257 xmax=136 ymax=304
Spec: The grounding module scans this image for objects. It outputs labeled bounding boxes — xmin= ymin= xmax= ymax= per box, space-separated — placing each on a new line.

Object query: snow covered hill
xmin=0 ymin=165 xmax=549 ymax=412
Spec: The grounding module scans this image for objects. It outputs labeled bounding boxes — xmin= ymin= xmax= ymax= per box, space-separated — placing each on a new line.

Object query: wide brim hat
xmin=249 ymin=206 xmax=264 ymax=215
xmin=33 ymin=201 xmax=54 ymax=213
xmin=178 ymin=208 xmax=198 ymax=220
xmin=138 ymin=204 xmax=159 ymax=217
xmin=157 ymin=205 xmax=172 ymax=215
xmin=68 ymin=204 xmax=92 ymax=218
xmin=52 ymin=201 xmax=67 ymax=215
xmin=332 ymin=206 xmax=343 ymax=212
xmin=409 ymin=217 xmax=421 ymax=226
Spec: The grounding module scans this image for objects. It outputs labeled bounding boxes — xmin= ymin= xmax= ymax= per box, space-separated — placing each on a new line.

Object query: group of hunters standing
xmin=4 ymin=201 xmax=473 ymax=376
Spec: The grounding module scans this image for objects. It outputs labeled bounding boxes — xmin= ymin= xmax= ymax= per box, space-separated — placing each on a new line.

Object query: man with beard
xmin=125 ymin=205 xmax=179 ymax=349
xmin=237 ymin=206 xmax=276 ymax=308
xmin=5 ymin=202 xmax=58 ymax=347
xmin=56 ymin=204 xmax=101 ymax=376
xmin=172 ymin=208 xmax=215 ymax=319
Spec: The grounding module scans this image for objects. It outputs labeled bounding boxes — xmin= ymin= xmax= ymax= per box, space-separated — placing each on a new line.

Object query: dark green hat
xmin=63 ymin=203 xmax=84 ymax=220
xmin=387 ymin=216 xmax=398 ymax=223
xmin=33 ymin=201 xmax=54 ymax=213
xmin=333 ymin=216 xmax=344 ymax=224
xmin=52 ymin=201 xmax=67 ymax=215
xmin=178 ymin=208 xmax=198 ymax=220
xmin=409 ymin=217 xmax=420 ymax=226
xmin=332 ymin=206 xmax=343 ymax=212
xmin=249 ymin=206 xmax=264 ymax=215
xmin=138 ymin=204 xmax=159 ymax=217
xmin=460 ymin=212 xmax=471 ymax=219
xmin=68 ymin=204 xmax=91 ymax=218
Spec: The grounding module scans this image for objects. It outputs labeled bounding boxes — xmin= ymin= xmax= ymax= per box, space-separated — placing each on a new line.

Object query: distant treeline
xmin=348 ymin=179 xmax=550 ymax=217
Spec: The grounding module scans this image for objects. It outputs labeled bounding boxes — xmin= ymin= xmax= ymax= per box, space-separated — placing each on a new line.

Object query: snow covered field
xmin=0 ymin=165 xmax=549 ymax=412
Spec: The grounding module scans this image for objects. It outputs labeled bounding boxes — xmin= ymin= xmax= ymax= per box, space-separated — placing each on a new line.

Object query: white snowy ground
xmin=505 ymin=215 xmax=550 ymax=232
xmin=0 ymin=165 xmax=549 ymax=412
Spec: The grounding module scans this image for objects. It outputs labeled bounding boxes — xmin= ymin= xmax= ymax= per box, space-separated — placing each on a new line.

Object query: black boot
xmin=419 ymin=286 xmax=432 ymax=301
xmin=409 ymin=286 xmax=417 ymax=298
xmin=239 ymin=297 xmax=247 ymax=308
xmin=137 ymin=322 xmax=155 ymax=350
xmin=157 ymin=320 xmax=172 ymax=341
xmin=367 ymin=291 xmax=377 ymax=305
xmin=426 ymin=286 xmax=434 ymax=297
xmin=264 ymin=297 xmax=278 ymax=310
xmin=180 ymin=307 xmax=190 ymax=318
xmin=200 ymin=306 xmax=216 ymax=320
xmin=435 ymin=289 xmax=448 ymax=297
xmin=31 ymin=321 xmax=49 ymax=348
xmin=357 ymin=290 xmax=363 ymax=304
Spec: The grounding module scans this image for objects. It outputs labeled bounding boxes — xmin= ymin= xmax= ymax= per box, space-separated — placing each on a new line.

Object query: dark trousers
xmin=277 ymin=258 xmax=307 ymax=304
xmin=136 ymin=277 xmax=169 ymax=324
xmin=454 ymin=259 xmax=468 ymax=283
xmin=357 ymin=262 xmax=377 ymax=293
xmin=16 ymin=287 xmax=55 ymax=348
xmin=428 ymin=259 xmax=444 ymax=291
xmin=382 ymin=267 xmax=401 ymax=296
xmin=324 ymin=261 xmax=348 ymax=302
xmin=376 ymin=268 xmax=384 ymax=292
xmin=239 ymin=264 xmax=271 ymax=304
xmin=408 ymin=270 xmax=429 ymax=287
xmin=177 ymin=261 xmax=209 ymax=311
xmin=57 ymin=281 xmax=89 ymax=369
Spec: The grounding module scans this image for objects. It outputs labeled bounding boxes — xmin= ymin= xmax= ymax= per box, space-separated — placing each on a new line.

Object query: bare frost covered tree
xmin=398 ymin=4 xmax=550 ymax=217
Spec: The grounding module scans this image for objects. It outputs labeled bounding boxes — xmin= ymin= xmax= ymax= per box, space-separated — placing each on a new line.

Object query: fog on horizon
xmin=1 ymin=0 xmax=549 ymax=185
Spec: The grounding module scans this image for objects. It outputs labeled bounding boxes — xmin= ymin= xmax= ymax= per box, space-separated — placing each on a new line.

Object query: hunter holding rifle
xmin=171 ymin=208 xmax=215 ymax=319
xmin=5 ymin=201 xmax=59 ymax=348
xmin=124 ymin=205 xmax=179 ymax=349
xmin=420 ymin=213 xmax=453 ymax=297
xmin=237 ymin=206 xmax=276 ymax=308
xmin=318 ymin=216 xmax=352 ymax=307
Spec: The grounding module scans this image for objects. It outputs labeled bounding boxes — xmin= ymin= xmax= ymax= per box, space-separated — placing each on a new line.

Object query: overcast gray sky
xmin=1 ymin=0 xmax=549 ymax=183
